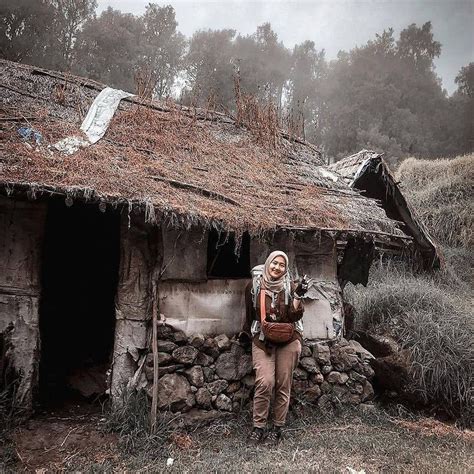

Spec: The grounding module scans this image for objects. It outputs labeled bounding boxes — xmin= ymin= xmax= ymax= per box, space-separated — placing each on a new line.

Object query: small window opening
xmin=207 ymin=230 xmax=250 ymax=278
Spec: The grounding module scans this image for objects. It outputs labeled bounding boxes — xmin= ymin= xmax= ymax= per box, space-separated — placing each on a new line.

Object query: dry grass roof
xmin=0 ymin=60 xmax=406 ymax=239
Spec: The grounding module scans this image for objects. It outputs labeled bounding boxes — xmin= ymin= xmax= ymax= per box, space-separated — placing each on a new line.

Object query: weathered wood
xmin=150 ymin=279 xmax=159 ymax=433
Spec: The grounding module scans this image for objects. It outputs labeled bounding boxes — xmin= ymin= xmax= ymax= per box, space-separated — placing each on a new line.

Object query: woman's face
xmin=269 ymin=255 xmax=287 ymax=280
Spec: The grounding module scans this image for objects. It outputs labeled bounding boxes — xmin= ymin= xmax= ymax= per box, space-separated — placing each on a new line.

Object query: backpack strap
xmin=260 ymin=287 xmax=266 ymax=324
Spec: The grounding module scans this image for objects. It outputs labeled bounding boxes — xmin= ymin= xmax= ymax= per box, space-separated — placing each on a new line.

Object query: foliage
xmin=346 ymin=262 xmax=473 ymax=424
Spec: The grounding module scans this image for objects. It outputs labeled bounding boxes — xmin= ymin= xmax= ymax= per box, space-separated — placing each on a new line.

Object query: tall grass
xmin=346 ymin=262 xmax=473 ymax=424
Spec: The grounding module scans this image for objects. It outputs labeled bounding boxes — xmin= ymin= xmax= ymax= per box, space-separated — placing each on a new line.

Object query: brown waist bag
xmin=260 ymin=289 xmax=294 ymax=344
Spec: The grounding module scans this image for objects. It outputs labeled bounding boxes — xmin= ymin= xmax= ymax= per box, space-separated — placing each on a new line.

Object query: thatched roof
xmin=0 ymin=60 xmax=407 ymax=241
xmin=330 ymin=150 xmax=441 ymax=267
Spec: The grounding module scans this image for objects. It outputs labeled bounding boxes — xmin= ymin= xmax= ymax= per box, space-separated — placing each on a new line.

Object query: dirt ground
xmin=1 ymin=402 xmax=473 ymax=473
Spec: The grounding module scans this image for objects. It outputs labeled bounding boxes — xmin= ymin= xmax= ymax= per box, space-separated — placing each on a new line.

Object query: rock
xmin=181 ymin=408 xmax=230 ymax=427
xmin=158 ymin=364 xmax=185 ymax=377
xmin=233 ymin=387 xmax=250 ymax=403
xmin=304 ymin=384 xmax=322 ymax=401
xmin=195 ymin=351 xmax=214 ymax=367
xmin=331 ymin=347 xmax=359 ymax=371
xmin=300 ymin=357 xmax=320 ymax=374
xmin=356 ymin=332 xmax=399 ymax=357
xmin=195 ymin=388 xmax=212 ymax=408
xmin=312 ymin=342 xmax=331 ymax=365
xmin=321 ymin=365 xmax=332 ymax=375
xmin=184 ymin=366 xmax=204 ymax=387
xmin=226 ymin=381 xmax=241 ymax=394
xmin=201 ymin=338 xmax=220 ymax=358
xmin=232 ymin=402 xmax=240 ymax=412
xmin=320 ymin=381 xmax=331 ymax=393
xmin=360 ymin=363 xmax=375 ymax=379
xmin=189 ymin=334 xmax=205 ymax=348
xmin=158 ymin=352 xmax=173 ymax=365
xmin=317 ymin=394 xmax=332 ymax=410
xmin=326 ymin=371 xmax=349 ymax=384
xmin=349 ymin=370 xmax=367 ymax=383
xmin=215 ymin=349 xmax=252 ymax=381
xmin=173 ymin=330 xmax=188 ymax=344
xmin=359 ymin=402 xmax=377 ymax=415
xmin=362 ymin=380 xmax=375 ymax=402
xmin=157 ymin=325 xmax=173 ymax=339
xmin=310 ymin=373 xmax=324 ymax=384
xmin=215 ymin=334 xmax=231 ymax=351
xmin=172 ymin=346 xmax=198 ymax=365
xmin=156 ymin=374 xmax=195 ymax=412
xmin=191 ymin=386 xmax=198 ymax=393
xmin=348 ymin=340 xmax=375 ymax=361
xmin=157 ymin=340 xmax=178 ymax=353
xmin=207 ymin=379 xmax=229 ymax=395
xmin=202 ymin=367 xmax=214 ymax=382
xmin=293 ymin=367 xmax=308 ymax=380
xmin=347 ymin=381 xmax=364 ymax=395
xmin=215 ymin=394 xmax=232 ymax=411
xmin=301 ymin=345 xmax=312 ymax=358
xmin=331 ymin=384 xmax=350 ymax=400
xmin=242 ymin=374 xmax=255 ymax=388
xmin=292 ymin=380 xmax=310 ymax=393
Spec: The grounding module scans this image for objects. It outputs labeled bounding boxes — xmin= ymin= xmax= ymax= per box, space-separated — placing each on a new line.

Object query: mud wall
xmin=0 ymin=197 xmax=46 ymax=407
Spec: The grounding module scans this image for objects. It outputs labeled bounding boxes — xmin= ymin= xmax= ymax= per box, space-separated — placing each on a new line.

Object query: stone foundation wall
xmin=145 ymin=324 xmax=375 ymax=413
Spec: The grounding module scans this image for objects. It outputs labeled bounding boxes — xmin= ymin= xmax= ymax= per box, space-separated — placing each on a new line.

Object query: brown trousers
xmin=252 ymin=339 xmax=301 ymax=428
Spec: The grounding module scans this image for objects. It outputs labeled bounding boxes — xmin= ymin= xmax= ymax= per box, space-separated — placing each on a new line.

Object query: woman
xmin=243 ymin=250 xmax=307 ymax=445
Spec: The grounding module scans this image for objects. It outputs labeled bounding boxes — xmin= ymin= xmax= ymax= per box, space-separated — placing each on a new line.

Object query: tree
xmin=140 ymin=4 xmax=185 ymax=98
xmin=73 ymin=7 xmax=143 ymax=91
xmin=455 ymin=63 xmax=474 ymax=98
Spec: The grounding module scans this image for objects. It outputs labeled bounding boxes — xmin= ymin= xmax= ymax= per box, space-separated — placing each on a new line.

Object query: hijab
xmin=262 ymin=250 xmax=289 ymax=294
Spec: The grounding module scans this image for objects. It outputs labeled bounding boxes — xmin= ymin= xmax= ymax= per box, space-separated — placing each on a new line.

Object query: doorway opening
xmin=38 ymin=200 xmax=120 ymax=406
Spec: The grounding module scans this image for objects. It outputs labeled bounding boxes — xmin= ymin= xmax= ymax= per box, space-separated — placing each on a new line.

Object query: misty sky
xmin=97 ymin=0 xmax=473 ymax=94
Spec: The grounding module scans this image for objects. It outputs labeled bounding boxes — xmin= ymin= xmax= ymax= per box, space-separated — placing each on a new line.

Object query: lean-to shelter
xmin=0 ymin=60 xmax=418 ymax=408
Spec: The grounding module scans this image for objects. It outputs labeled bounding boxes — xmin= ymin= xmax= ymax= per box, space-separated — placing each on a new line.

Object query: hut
xmin=0 ymin=60 xmax=435 ymax=410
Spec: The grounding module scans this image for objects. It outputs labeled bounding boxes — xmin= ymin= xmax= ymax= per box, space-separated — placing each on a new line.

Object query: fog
xmin=96 ymin=0 xmax=473 ymax=94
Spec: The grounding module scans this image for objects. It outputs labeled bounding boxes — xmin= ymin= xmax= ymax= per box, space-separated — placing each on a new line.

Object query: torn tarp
xmin=53 ymin=87 xmax=134 ymax=154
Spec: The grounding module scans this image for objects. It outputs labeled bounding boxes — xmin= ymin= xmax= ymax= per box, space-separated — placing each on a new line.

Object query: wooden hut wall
xmin=0 ymin=197 xmax=46 ymax=408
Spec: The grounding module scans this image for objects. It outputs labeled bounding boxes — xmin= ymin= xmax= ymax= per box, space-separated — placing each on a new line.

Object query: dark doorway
xmin=38 ymin=200 xmax=120 ymax=405
xmin=207 ymin=230 xmax=250 ymax=278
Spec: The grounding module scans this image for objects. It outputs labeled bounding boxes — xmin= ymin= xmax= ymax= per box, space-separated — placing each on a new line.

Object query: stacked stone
xmin=145 ymin=325 xmax=375 ymax=413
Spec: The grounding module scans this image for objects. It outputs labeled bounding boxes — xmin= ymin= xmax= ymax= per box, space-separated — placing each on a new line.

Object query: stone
xmin=242 ymin=374 xmax=255 ymax=388
xmin=320 ymin=381 xmax=331 ymax=393
xmin=158 ymin=364 xmax=185 ymax=377
xmin=347 ymin=380 xmax=364 ymax=395
xmin=359 ymin=402 xmax=377 ymax=415
xmin=301 ymin=345 xmax=312 ymax=358
xmin=189 ymin=334 xmax=205 ymax=348
xmin=310 ymin=373 xmax=324 ymax=384
xmin=202 ymin=367 xmax=214 ymax=382
xmin=191 ymin=386 xmax=198 ymax=393
xmin=156 ymin=374 xmax=195 ymax=412
xmin=181 ymin=409 xmax=230 ymax=427
xmin=349 ymin=370 xmax=367 ymax=383
xmin=195 ymin=388 xmax=212 ymax=409
xmin=321 ymin=365 xmax=332 ymax=375
xmin=207 ymin=379 xmax=229 ymax=395
xmin=184 ymin=366 xmax=204 ymax=387
xmin=362 ymin=380 xmax=375 ymax=402
xmin=331 ymin=347 xmax=359 ymax=371
xmin=215 ymin=394 xmax=232 ymax=411
xmin=158 ymin=352 xmax=173 ymax=365
xmin=317 ymin=394 xmax=332 ymax=410
xmin=304 ymin=384 xmax=322 ymax=401
xmin=300 ymin=357 xmax=320 ymax=374
xmin=312 ymin=342 xmax=331 ymax=365
xmin=201 ymin=338 xmax=220 ymax=358
xmin=233 ymin=387 xmax=250 ymax=403
xmin=215 ymin=334 xmax=231 ymax=351
xmin=195 ymin=351 xmax=214 ymax=367
xmin=215 ymin=350 xmax=252 ymax=381
xmin=360 ymin=363 xmax=375 ymax=379
xmin=157 ymin=340 xmax=178 ymax=353
xmin=156 ymin=325 xmax=173 ymax=339
xmin=173 ymin=330 xmax=188 ymax=344
xmin=326 ymin=371 xmax=349 ymax=384
xmin=348 ymin=340 xmax=375 ymax=361
xmin=172 ymin=346 xmax=198 ymax=365
xmin=293 ymin=367 xmax=308 ymax=380
xmin=292 ymin=380 xmax=310 ymax=393
xmin=226 ymin=381 xmax=241 ymax=394
xmin=331 ymin=384 xmax=350 ymax=400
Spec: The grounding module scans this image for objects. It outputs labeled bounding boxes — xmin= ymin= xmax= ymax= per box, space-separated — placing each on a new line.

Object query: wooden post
xmin=150 ymin=279 xmax=159 ymax=433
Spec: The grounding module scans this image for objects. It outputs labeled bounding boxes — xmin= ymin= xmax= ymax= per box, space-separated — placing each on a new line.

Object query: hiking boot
xmin=263 ymin=426 xmax=282 ymax=445
xmin=247 ymin=427 xmax=264 ymax=445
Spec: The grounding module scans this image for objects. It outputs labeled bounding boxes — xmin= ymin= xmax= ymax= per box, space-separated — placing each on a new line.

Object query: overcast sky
xmin=97 ymin=0 xmax=473 ymax=94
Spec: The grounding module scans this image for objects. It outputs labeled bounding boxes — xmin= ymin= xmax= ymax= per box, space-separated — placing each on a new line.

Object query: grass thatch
xmin=397 ymin=154 xmax=474 ymax=248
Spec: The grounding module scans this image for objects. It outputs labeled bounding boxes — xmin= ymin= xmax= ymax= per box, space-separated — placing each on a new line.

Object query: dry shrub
xmin=346 ymin=263 xmax=473 ymax=424
xmin=397 ymin=154 xmax=474 ymax=248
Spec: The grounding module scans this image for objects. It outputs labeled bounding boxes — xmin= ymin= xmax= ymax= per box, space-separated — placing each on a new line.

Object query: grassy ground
xmin=1 ymin=403 xmax=473 ymax=473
